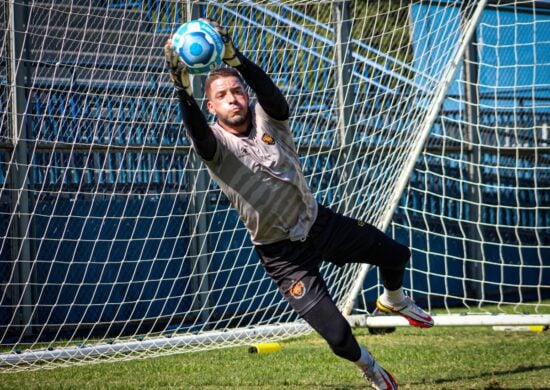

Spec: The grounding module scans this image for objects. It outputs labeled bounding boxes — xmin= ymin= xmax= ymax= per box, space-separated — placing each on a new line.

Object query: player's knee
xmin=395 ymin=243 xmax=411 ymax=267
xmin=381 ymin=242 xmax=411 ymax=271
xmin=371 ymin=232 xmax=411 ymax=270
xmin=302 ymin=296 xmax=361 ymax=362
xmin=325 ymin=318 xmax=358 ymax=360
xmin=384 ymin=241 xmax=410 ymax=270
xmin=326 ymin=327 xmax=349 ymax=351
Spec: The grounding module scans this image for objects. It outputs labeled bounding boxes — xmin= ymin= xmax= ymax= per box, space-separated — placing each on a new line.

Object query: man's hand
xmin=164 ymin=40 xmax=193 ymax=95
xmin=200 ymin=18 xmax=242 ymax=67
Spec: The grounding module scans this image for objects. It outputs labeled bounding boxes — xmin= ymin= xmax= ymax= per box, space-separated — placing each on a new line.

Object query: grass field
xmin=1 ymin=324 xmax=549 ymax=389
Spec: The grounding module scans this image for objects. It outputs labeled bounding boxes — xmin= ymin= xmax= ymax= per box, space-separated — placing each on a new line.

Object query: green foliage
xmin=288 ymin=0 xmax=412 ymax=63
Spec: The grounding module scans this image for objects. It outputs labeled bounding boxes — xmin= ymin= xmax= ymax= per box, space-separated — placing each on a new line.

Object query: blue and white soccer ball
xmin=171 ymin=20 xmax=225 ymax=75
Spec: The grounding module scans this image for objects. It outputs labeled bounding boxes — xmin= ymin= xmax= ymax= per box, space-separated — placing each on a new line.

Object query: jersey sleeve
xmin=235 ymin=53 xmax=290 ymax=122
xmin=177 ymin=90 xmax=217 ymax=161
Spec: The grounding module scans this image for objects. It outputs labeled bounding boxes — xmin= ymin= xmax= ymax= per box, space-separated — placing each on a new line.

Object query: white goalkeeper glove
xmin=200 ymin=18 xmax=242 ymax=67
xmin=164 ymin=39 xmax=193 ymax=96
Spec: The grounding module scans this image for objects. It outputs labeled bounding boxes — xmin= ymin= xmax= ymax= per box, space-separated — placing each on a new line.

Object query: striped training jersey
xmin=203 ymin=103 xmax=318 ymax=245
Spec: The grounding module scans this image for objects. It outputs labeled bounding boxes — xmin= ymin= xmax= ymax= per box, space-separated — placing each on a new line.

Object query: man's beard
xmin=220 ymin=111 xmax=248 ymax=127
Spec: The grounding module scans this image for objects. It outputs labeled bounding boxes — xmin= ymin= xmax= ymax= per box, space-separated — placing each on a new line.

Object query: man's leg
xmin=302 ymin=295 xmax=397 ymax=390
xmin=302 ymin=295 xmax=360 ymax=361
xmin=256 ymin=238 xmax=397 ymax=389
xmin=311 ymin=205 xmax=433 ymax=328
xmin=357 ymin=227 xmax=434 ymax=327
xmin=310 ymin=205 xmax=410 ymax=290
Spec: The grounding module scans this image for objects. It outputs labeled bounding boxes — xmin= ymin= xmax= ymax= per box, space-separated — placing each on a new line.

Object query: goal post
xmin=0 ymin=0 xmax=548 ymax=372
xmin=350 ymin=0 xmax=550 ymax=323
xmin=343 ymin=0 xmax=490 ymax=316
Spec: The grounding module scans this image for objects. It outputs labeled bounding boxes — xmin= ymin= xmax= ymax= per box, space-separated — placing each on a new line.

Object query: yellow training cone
xmin=248 ymin=342 xmax=282 ymax=354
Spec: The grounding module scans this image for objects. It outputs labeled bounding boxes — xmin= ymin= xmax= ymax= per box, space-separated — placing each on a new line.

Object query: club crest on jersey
xmin=262 ymin=133 xmax=276 ymax=145
xmin=289 ymin=280 xmax=306 ymax=299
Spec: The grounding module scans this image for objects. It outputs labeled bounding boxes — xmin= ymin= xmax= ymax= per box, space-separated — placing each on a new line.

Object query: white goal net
xmin=0 ymin=0 xmax=548 ymax=372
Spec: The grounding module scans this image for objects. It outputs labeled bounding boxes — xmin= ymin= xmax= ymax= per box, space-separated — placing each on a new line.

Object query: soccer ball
xmin=171 ymin=20 xmax=225 ymax=75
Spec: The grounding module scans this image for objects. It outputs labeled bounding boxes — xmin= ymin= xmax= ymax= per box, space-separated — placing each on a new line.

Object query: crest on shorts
xmin=289 ymin=280 xmax=306 ymax=299
xmin=262 ymin=133 xmax=276 ymax=145
xmin=357 ymin=220 xmax=365 ymax=227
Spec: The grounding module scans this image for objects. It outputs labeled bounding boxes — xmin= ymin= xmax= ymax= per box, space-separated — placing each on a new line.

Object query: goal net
xmin=0 ymin=0 xmax=548 ymax=372
xmin=350 ymin=0 xmax=550 ymax=326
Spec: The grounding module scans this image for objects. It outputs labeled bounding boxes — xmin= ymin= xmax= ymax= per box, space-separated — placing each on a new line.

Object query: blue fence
xmin=1 ymin=1 xmax=548 ymax=340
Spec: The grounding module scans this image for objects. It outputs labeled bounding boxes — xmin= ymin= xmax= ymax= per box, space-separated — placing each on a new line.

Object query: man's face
xmin=206 ymin=76 xmax=250 ymax=134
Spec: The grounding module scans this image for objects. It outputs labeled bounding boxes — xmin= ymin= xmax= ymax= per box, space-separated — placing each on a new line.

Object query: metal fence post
xmin=462 ymin=4 xmax=483 ymax=301
xmin=185 ymin=0 xmax=212 ymax=323
xmin=7 ymin=0 xmax=33 ymax=336
xmin=332 ymin=0 xmax=356 ymax=215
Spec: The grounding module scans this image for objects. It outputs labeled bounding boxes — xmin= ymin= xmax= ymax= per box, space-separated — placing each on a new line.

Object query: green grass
xmin=1 ymin=325 xmax=549 ymax=389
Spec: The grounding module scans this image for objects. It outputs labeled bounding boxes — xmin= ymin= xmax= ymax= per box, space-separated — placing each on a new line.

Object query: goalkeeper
xmin=164 ymin=19 xmax=433 ymax=390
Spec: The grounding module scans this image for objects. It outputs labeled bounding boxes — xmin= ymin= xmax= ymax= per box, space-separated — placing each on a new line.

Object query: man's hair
xmin=204 ymin=67 xmax=246 ymax=99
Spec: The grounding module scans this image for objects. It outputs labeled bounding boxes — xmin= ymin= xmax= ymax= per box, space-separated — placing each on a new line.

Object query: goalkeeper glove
xmin=164 ymin=40 xmax=193 ymax=96
xmin=200 ymin=18 xmax=242 ymax=67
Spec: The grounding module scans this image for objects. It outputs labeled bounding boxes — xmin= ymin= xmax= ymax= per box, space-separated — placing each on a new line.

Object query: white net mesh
xmin=0 ymin=0 xmax=547 ymax=372
xmin=367 ymin=1 xmax=550 ymax=314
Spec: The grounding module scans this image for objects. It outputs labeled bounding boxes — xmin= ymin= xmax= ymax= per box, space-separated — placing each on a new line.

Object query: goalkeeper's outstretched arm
xmin=164 ymin=40 xmax=217 ymax=161
xmin=177 ymin=90 xmax=217 ymax=161
xmin=164 ymin=19 xmax=289 ymax=160
xmin=233 ymin=54 xmax=289 ymax=121
xmin=203 ymin=18 xmax=289 ymax=121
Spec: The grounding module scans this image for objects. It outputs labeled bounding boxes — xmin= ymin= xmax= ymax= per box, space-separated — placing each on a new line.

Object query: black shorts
xmin=255 ymin=204 xmax=409 ymax=316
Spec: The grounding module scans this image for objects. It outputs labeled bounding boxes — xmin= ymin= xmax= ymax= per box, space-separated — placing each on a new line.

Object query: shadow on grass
xmin=409 ymin=363 xmax=550 ymax=389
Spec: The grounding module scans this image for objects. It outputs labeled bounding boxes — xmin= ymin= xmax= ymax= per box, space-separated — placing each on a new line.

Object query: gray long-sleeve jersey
xmin=177 ymin=54 xmax=317 ymax=245
xmin=205 ymin=103 xmax=318 ymax=244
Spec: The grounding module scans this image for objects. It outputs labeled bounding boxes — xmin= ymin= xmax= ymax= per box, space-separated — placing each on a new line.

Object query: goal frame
xmin=0 ymin=0 xmax=548 ymax=372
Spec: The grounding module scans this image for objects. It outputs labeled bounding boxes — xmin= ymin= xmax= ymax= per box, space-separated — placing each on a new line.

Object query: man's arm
xmin=177 ymin=90 xmax=217 ymax=161
xmin=234 ymin=53 xmax=290 ymax=121
xmin=165 ymin=41 xmax=217 ymax=161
